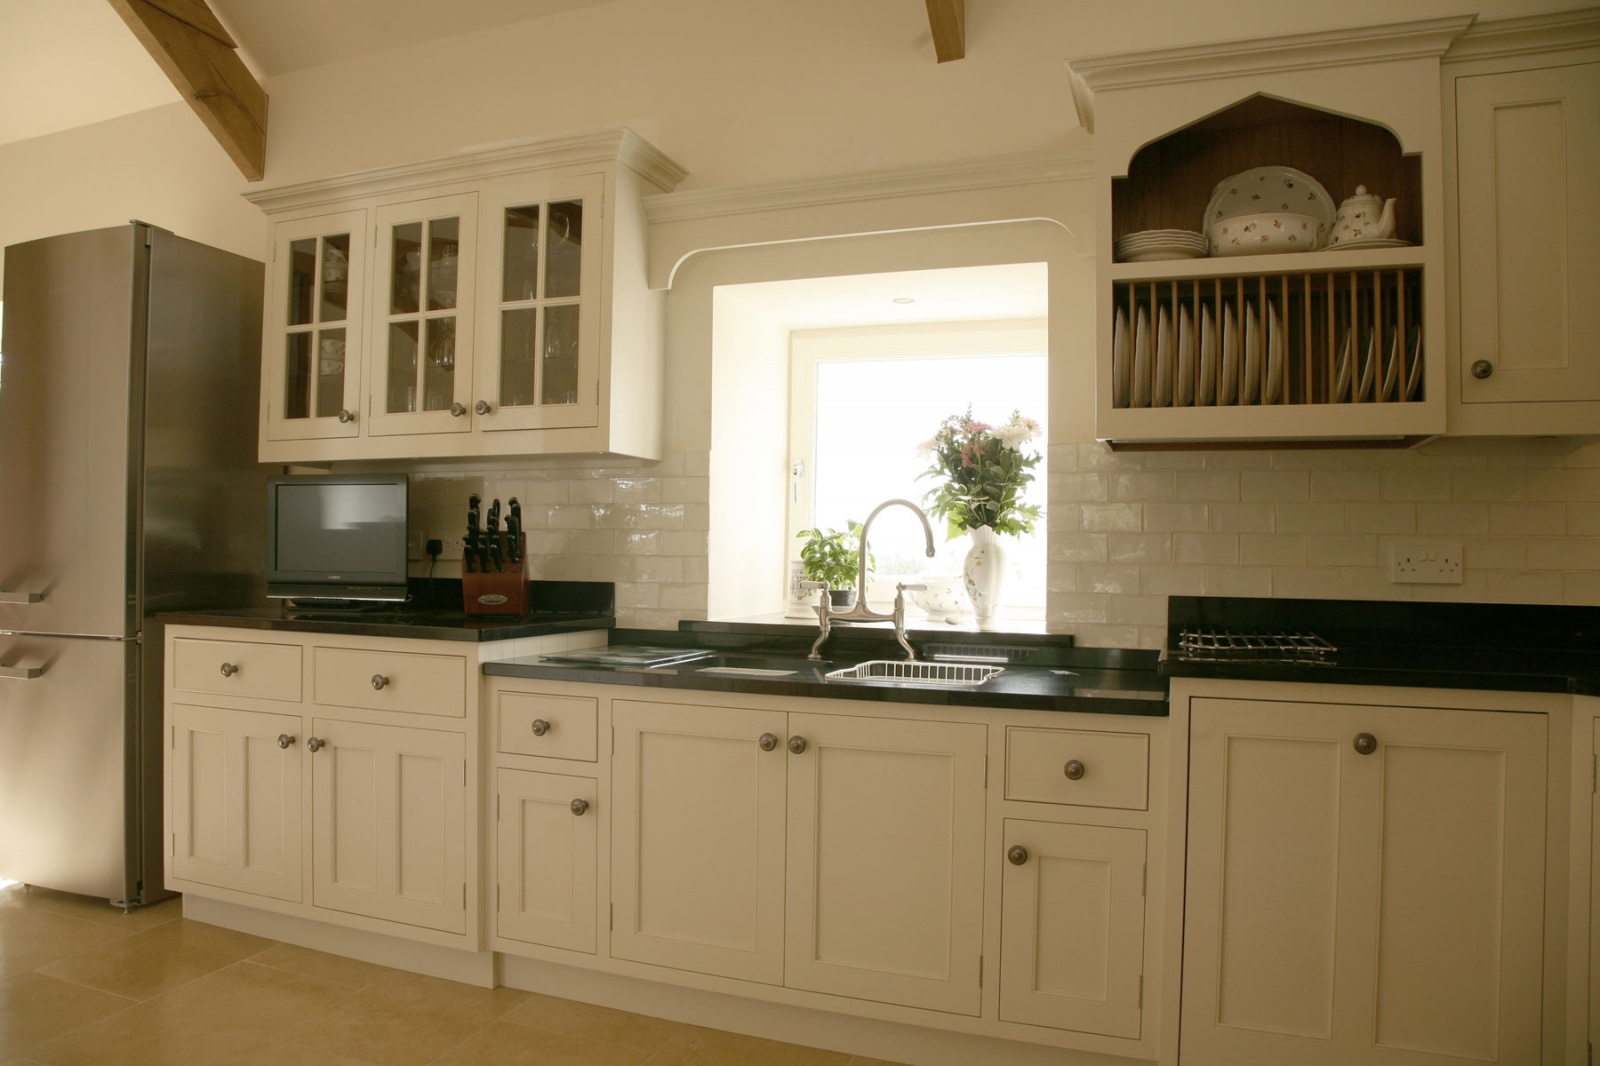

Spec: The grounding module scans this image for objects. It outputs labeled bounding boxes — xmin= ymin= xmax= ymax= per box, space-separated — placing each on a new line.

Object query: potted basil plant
xmin=796 ymin=521 xmax=874 ymax=608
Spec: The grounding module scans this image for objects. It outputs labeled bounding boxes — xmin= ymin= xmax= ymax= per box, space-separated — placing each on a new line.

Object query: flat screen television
xmin=266 ymin=474 xmax=409 ymax=603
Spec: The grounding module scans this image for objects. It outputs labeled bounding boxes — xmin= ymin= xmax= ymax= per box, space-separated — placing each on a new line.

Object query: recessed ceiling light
xmin=892 ymin=297 xmax=915 ymax=304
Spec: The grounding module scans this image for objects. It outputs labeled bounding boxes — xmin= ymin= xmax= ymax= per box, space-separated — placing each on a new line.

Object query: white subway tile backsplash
xmin=1273 ymin=504 xmax=1346 ymax=535
xmin=1416 ymin=502 xmax=1489 ymax=536
xmin=1241 ymin=470 xmax=1309 ymax=502
xmin=1139 ymin=565 xmax=1206 ymax=596
xmin=1306 ymin=534 xmax=1377 ymax=568
xmin=1082 ymin=504 xmax=1144 ymax=532
xmin=1049 ymin=532 xmax=1109 ymax=562
xmin=1527 ymin=537 xmax=1600 ymax=571
xmin=1310 ymin=470 xmax=1381 ymax=502
xmin=1178 ymin=472 xmax=1242 ymax=502
xmin=1486 ymin=569 xmax=1564 ymax=604
xmin=1239 ymin=534 xmax=1307 ymax=567
xmin=1569 ymin=503 xmax=1600 ymax=536
xmin=1209 ymin=503 xmax=1275 ymax=533
xmin=1111 ymin=472 xmax=1176 ymax=502
xmin=1142 ymin=503 xmax=1209 ymax=533
xmin=1341 ymin=503 xmax=1416 ymax=535
xmin=1107 ymin=532 xmax=1172 ymax=563
xmin=1081 ymin=565 xmax=1140 ymax=595
xmin=1052 ymin=473 xmax=1110 ymax=502
xmin=1107 ymin=593 xmax=1167 ymax=626
xmin=1487 ymin=502 xmax=1566 ymax=536
xmin=1452 ymin=470 xmax=1528 ymax=501
xmin=1205 ymin=565 xmax=1273 ymax=598
xmin=1380 ymin=470 xmax=1452 ymax=501
xmin=1173 ymin=533 xmax=1240 ymax=566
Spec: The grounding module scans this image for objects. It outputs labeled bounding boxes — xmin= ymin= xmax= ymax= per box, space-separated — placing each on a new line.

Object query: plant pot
xmin=829 ymin=589 xmax=857 ymax=609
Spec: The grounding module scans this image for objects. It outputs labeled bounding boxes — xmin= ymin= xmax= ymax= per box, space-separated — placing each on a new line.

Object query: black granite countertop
xmin=1161 ymin=597 xmax=1600 ymax=697
xmin=158 ymin=580 xmax=615 ymax=644
xmin=483 ymin=621 xmax=1168 ymax=716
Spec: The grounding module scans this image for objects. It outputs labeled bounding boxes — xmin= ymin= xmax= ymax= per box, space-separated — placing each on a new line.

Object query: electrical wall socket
xmin=1389 ymin=541 xmax=1463 ymax=584
xmin=406 ymin=531 xmax=465 ymax=562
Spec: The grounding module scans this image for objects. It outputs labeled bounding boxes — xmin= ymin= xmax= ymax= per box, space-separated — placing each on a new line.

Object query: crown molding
xmin=1066 ymin=15 xmax=1476 ymax=99
xmin=245 ymin=128 xmax=687 ymax=213
xmin=1444 ymin=5 xmax=1600 ymax=62
xmin=642 ymin=149 xmax=1093 ymax=226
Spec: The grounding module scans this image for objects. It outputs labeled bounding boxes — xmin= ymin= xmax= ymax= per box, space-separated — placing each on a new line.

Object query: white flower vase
xmin=962 ymin=526 xmax=1006 ymax=630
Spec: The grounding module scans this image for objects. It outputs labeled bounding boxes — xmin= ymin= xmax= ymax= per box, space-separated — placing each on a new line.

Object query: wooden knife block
xmin=462 ymin=533 xmax=527 ymax=616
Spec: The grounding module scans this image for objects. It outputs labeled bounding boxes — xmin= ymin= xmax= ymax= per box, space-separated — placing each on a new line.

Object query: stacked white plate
xmin=1115 ymin=229 xmax=1208 ymax=262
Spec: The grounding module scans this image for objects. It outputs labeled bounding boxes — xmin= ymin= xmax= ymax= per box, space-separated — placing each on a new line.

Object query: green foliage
xmin=919 ymin=407 xmax=1043 ymax=539
xmin=796 ymin=520 xmax=875 ymax=591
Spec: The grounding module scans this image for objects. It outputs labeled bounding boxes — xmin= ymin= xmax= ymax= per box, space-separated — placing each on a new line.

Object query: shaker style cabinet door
xmin=474 ymin=172 xmax=605 ymax=433
xmin=169 ymin=703 xmax=304 ymax=903
xmin=366 ymin=193 xmax=478 ymax=438
xmin=1456 ymin=62 xmax=1600 ymax=406
xmin=609 ymin=700 xmax=787 ymax=985
xmin=1183 ymin=697 xmax=1546 ymax=1066
xmin=309 ymin=718 xmax=467 ymax=934
xmin=495 ymin=768 xmax=597 ymax=954
xmin=782 ymin=713 xmax=987 ymax=1016
xmin=261 ymin=210 xmax=368 ymax=443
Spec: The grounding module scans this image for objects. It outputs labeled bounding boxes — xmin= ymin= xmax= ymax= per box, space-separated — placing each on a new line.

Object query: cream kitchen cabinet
xmin=246 ymin=129 xmax=685 ymax=463
xmin=164 ymin=626 xmax=481 ymax=949
xmin=1182 ymin=694 xmax=1547 ymax=1066
xmin=997 ymin=726 xmax=1152 ymax=1041
xmin=1443 ymin=11 xmax=1600 ymax=435
xmin=608 ymin=699 xmax=988 ymax=1017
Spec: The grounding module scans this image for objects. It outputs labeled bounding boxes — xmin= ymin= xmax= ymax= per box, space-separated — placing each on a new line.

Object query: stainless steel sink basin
xmin=825 ymin=660 xmax=1005 ymax=687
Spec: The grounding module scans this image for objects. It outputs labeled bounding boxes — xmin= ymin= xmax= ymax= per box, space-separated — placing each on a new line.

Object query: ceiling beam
xmin=925 ymin=0 xmax=965 ymax=62
xmin=106 ymin=0 xmax=267 ymax=181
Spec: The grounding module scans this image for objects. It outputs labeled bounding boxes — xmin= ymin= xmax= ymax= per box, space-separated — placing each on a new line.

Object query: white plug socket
xmin=1389 ymin=541 xmax=1463 ymax=584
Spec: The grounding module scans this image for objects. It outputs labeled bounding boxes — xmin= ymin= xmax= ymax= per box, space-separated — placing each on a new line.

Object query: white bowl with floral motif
xmin=1206 ymin=211 xmax=1324 ymax=256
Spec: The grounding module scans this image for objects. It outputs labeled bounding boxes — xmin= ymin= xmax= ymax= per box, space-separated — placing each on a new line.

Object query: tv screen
xmin=266 ymin=474 xmax=409 ymax=602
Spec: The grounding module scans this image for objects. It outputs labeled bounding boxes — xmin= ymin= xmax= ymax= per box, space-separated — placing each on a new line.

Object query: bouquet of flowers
xmin=918 ymin=408 xmax=1043 ymax=539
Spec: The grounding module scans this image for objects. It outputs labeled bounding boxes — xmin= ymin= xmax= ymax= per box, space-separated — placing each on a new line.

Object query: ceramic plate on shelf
xmin=1332 ymin=331 xmax=1352 ymax=402
xmin=1405 ymin=327 xmax=1423 ymax=400
xmin=1264 ymin=300 xmax=1283 ymax=404
xmin=1204 ymin=165 xmax=1335 ymax=238
xmin=1240 ymin=299 xmax=1261 ymax=405
xmin=1197 ymin=303 xmax=1217 ymax=406
xmin=1177 ymin=303 xmax=1196 ymax=407
xmin=1133 ymin=305 xmax=1152 ymax=407
xmin=1154 ymin=305 xmax=1174 ymax=407
xmin=1356 ymin=329 xmax=1377 ymax=401
xmin=1218 ymin=302 xmax=1239 ymax=406
xmin=1326 ymin=236 xmax=1411 ymax=251
xmin=1112 ymin=304 xmax=1130 ymax=407
xmin=1381 ymin=327 xmax=1400 ymax=401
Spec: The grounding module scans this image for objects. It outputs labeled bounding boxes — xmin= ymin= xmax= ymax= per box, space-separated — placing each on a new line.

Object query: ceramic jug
xmin=1329 ymin=185 xmax=1396 ymax=245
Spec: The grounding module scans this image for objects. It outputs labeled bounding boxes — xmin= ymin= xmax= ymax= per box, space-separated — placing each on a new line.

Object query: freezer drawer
xmin=0 ymin=635 xmax=142 ymax=900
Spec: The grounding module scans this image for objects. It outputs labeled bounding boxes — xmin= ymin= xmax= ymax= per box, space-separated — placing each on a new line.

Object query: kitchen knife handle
xmin=0 ymin=664 xmax=44 ymax=680
xmin=0 ymin=590 xmax=43 ymax=603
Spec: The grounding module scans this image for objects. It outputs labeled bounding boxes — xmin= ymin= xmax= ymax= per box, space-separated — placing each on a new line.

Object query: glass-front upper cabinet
xmin=475 ymin=173 xmax=604 ymax=432
xmin=262 ymin=210 xmax=367 ymax=442
xmin=367 ymin=194 xmax=478 ymax=438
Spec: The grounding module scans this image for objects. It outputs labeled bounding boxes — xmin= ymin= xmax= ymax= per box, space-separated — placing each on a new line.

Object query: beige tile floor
xmin=0 ymin=884 xmax=909 ymax=1066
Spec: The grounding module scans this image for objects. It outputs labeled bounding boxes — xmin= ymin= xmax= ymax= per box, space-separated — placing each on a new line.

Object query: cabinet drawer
xmin=170 ymin=638 xmax=303 ymax=702
xmin=497 ymin=691 xmax=598 ymax=761
xmin=311 ymin=647 xmax=467 ymax=718
xmin=1005 ymin=727 xmax=1149 ymax=811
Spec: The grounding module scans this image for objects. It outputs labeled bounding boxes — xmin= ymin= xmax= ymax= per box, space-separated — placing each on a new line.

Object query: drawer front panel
xmin=497 ymin=690 xmax=598 ymax=762
xmin=312 ymin=647 xmax=467 ymax=718
xmin=171 ymin=638 xmax=303 ymax=702
xmin=1006 ymin=727 xmax=1149 ymax=810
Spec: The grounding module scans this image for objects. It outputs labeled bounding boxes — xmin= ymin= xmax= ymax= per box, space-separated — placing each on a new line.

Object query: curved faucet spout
xmin=855 ymin=498 xmax=936 ymax=610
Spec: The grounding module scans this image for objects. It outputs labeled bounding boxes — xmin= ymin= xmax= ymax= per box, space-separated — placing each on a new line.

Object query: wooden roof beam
xmin=106 ymin=0 xmax=268 ymax=181
xmin=925 ymin=0 xmax=965 ymax=62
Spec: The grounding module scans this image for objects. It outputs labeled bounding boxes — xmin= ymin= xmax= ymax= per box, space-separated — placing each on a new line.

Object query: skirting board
xmin=498 ymin=955 xmax=1139 ymax=1066
xmin=182 ymin=895 xmax=496 ymax=988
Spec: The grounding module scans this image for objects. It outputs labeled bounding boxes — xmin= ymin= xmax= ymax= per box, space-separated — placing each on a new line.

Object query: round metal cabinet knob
xmin=338 ymin=408 xmax=355 ymax=423
xmin=758 ymin=732 xmax=779 ymax=751
xmin=1063 ymin=759 xmax=1086 ymax=781
xmin=450 ymin=402 xmax=467 ymax=417
xmin=1353 ymin=732 xmax=1378 ymax=755
xmin=788 ymin=735 xmax=808 ymax=755
xmin=1007 ymin=845 xmax=1029 ymax=866
xmin=219 ymin=662 xmax=238 ymax=678
xmin=277 ymin=734 xmax=295 ymax=749
xmin=307 ymin=737 xmax=325 ymax=753
xmin=1470 ymin=359 xmax=1495 ymax=380
xmin=474 ymin=400 xmax=491 ymax=416
xmin=531 ymin=719 xmax=551 ymax=736
xmin=570 ymin=798 xmax=589 ymax=816
xmin=371 ymin=674 xmax=389 ymax=690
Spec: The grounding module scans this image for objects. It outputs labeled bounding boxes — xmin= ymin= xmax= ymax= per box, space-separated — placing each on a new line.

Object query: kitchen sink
xmin=825 ymin=660 xmax=1005 ymax=687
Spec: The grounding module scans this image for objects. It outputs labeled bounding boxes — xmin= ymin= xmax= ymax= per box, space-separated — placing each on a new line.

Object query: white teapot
xmin=1328 ymin=185 xmax=1396 ymax=246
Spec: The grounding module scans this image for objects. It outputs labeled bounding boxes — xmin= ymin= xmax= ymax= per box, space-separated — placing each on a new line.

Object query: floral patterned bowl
xmin=1206 ymin=211 xmax=1325 ymax=256
xmin=913 ymin=576 xmax=966 ymax=624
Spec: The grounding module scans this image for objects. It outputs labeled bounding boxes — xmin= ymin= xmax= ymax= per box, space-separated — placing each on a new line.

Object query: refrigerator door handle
xmin=0 ymin=591 xmax=44 ymax=604
xmin=0 ymin=663 xmax=45 ymax=679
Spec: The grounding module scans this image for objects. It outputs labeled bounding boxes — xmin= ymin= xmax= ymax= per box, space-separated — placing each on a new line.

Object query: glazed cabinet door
xmin=1184 ymin=697 xmax=1546 ymax=1066
xmin=309 ymin=718 xmax=467 ymax=934
xmin=366 ymin=193 xmax=479 ymax=438
xmin=495 ymin=768 xmax=597 ymax=954
xmin=998 ymin=820 xmax=1146 ymax=1039
xmin=783 ymin=714 xmax=987 ymax=1016
xmin=169 ymin=703 xmax=303 ymax=903
xmin=609 ymin=700 xmax=787 ymax=984
xmin=474 ymin=172 xmax=605 ymax=433
xmin=261 ymin=211 xmax=367 ymax=443
xmin=1456 ymin=61 xmax=1600 ymax=406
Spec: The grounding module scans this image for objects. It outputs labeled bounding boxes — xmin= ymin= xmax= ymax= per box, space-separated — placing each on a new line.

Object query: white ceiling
xmin=0 ymin=0 xmax=624 ymax=147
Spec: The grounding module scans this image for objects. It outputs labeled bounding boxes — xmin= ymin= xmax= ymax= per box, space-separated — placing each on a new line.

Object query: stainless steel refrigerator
xmin=0 ymin=223 xmax=267 ymax=906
